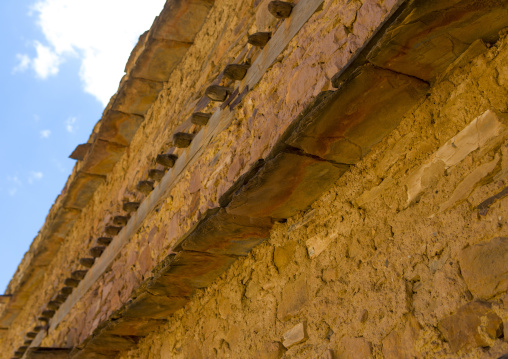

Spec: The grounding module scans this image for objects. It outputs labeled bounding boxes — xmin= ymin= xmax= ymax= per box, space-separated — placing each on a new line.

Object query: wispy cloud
xmin=40 ymin=129 xmax=51 ymax=138
xmin=28 ymin=171 xmax=44 ymax=184
xmin=13 ymin=54 xmax=31 ymax=73
xmin=15 ymin=0 xmax=165 ymax=106
xmin=65 ymin=117 xmax=77 ymax=133
xmin=7 ymin=175 xmax=22 ymax=197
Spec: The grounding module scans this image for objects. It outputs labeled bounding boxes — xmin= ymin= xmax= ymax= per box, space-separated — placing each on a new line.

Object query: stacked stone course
xmin=1 ymin=0 xmax=508 ymax=358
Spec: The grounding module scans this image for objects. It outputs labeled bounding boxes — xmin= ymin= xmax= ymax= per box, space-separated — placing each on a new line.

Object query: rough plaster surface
xmin=116 ymin=33 xmax=508 ymax=358
xmin=2 ymin=0 xmax=508 ymax=357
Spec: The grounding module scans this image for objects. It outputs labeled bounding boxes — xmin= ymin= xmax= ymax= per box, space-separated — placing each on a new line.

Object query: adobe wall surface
xmin=118 ymin=33 xmax=508 ymax=358
xmin=0 ymin=0 xmax=402 ymax=356
xmin=2 ymin=0 xmax=508 ymax=358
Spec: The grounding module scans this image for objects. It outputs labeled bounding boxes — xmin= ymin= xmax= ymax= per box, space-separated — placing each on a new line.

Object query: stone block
xmin=130 ymin=38 xmax=191 ymax=82
xmin=438 ymin=301 xmax=503 ymax=353
xmin=46 ymin=208 xmax=81 ymax=243
xmin=382 ymin=315 xmax=420 ymax=359
xmin=106 ymin=317 xmax=166 ymax=337
xmin=69 ymin=143 xmax=91 ymax=160
xmin=122 ymin=292 xmax=188 ymax=320
xmin=367 ymin=0 xmax=508 ymax=81
xmin=255 ymin=341 xmax=286 ymax=359
xmin=278 ymin=275 xmax=308 ymax=321
xmin=147 ymin=251 xmax=237 ymax=297
xmin=62 ymin=172 xmax=105 ymax=210
xmin=337 ymin=337 xmax=372 ymax=359
xmin=286 ymin=66 xmax=428 ymax=164
xmin=98 ymin=111 xmax=144 ymax=146
xmin=227 ymin=152 xmax=348 ymax=219
xmin=459 ymin=237 xmax=508 ymax=299
xmin=80 ymin=139 xmax=126 ymax=175
xmin=85 ymin=332 xmax=138 ymax=353
xmin=282 ymin=322 xmax=308 ymax=348
xmin=113 ymin=77 xmax=163 ymax=116
xmin=175 ymin=208 xmax=273 ymax=255
xmin=151 ymin=0 xmax=214 ymax=43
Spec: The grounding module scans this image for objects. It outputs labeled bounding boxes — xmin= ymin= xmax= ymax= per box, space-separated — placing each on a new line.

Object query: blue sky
xmin=0 ymin=0 xmax=164 ymax=292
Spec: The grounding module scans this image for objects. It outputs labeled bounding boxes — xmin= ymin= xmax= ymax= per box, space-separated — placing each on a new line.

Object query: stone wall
xmin=1 ymin=0 xmax=403 ymax=356
xmin=2 ymin=0 xmax=508 ymax=357
xmin=118 ymin=31 xmax=508 ymax=358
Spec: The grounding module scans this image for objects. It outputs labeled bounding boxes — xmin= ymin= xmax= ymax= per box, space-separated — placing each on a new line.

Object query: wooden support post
xmin=96 ymin=237 xmax=112 ymax=246
xmin=71 ymin=270 xmax=88 ymax=280
xmin=190 ymin=112 xmax=212 ymax=126
xmin=204 ymin=86 xmax=234 ymax=102
xmin=60 ymin=287 xmax=73 ymax=295
xmin=64 ymin=278 xmax=80 ymax=288
xmin=113 ymin=216 xmax=129 ymax=226
xmin=248 ymin=32 xmax=271 ymax=46
xmin=156 ymin=154 xmax=178 ymax=168
xmin=90 ymin=246 xmax=105 ymax=258
xmin=173 ymin=133 xmax=196 ymax=148
xmin=40 ymin=310 xmax=55 ymax=319
xmin=137 ymin=180 xmax=155 ymax=195
xmin=123 ymin=201 xmax=140 ymax=212
xmin=148 ymin=169 xmax=165 ymax=181
xmin=105 ymin=225 xmax=122 ymax=236
xmin=47 ymin=301 xmax=61 ymax=311
xmin=268 ymin=1 xmax=294 ymax=18
xmin=224 ymin=64 xmax=250 ymax=81
xmin=79 ymin=258 xmax=95 ymax=268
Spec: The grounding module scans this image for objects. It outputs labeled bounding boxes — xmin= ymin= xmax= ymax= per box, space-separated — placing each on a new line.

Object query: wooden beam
xmin=32 ymin=0 xmax=326 ymax=345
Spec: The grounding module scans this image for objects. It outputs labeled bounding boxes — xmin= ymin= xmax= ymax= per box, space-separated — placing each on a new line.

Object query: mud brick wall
xmin=1 ymin=0 xmax=403 ymax=356
xmin=1 ymin=0 xmax=508 ymax=358
xmin=118 ymin=33 xmax=508 ymax=358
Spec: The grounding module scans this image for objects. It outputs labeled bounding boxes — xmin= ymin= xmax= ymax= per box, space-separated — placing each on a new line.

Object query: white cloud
xmin=7 ymin=175 xmax=22 ymax=196
xmin=21 ymin=0 xmax=166 ymax=105
xmin=28 ymin=171 xmax=44 ymax=184
xmin=13 ymin=54 xmax=31 ymax=73
xmin=65 ymin=117 xmax=77 ymax=133
xmin=40 ymin=129 xmax=51 ymax=138
xmin=32 ymin=41 xmax=61 ymax=78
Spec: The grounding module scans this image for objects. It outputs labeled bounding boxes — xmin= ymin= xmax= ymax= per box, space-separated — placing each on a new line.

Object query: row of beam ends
xmin=21 ymin=2 xmax=295 ymax=357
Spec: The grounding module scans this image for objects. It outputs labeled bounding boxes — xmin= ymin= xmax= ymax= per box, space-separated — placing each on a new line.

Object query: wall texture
xmin=119 ymin=31 xmax=508 ymax=358
xmin=1 ymin=0 xmax=507 ymax=358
